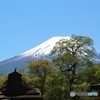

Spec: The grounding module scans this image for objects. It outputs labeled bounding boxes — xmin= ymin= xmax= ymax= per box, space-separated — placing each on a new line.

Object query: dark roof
xmin=0 ymin=69 xmax=42 ymax=99
xmin=90 ymin=84 xmax=100 ymax=90
xmin=8 ymin=68 xmax=22 ymax=77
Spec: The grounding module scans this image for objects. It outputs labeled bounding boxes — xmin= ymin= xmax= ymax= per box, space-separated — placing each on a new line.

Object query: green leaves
xmin=51 ymin=34 xmax=96 ymax=73
xmin=29 ymin=60 xmax=51 ymax=76
xmin=28 ymin=59 xmax=53 ymax=96
xmin=0 ymin=75 xmax=7 ymax=87
xmin=50 ymin=34 xmax=97 ymax=100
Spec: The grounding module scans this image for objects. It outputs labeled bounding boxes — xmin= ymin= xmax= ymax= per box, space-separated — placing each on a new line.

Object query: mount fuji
xmin=0 ymin=36 xmax=70 ymax=74
xmin=0 ymin=36 xmax=100 ymax=75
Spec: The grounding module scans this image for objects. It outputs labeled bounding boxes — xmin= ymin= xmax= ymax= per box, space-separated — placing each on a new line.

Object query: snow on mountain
xmin=93 ymin=52 xmax=100 ymax=64
xmin=0 ymin=36 xmax=100 ymax=75
xmin=19 ymin=36 xmax=70 ymax=58
xmin=0 ymin=36 xmax=70 ymax=74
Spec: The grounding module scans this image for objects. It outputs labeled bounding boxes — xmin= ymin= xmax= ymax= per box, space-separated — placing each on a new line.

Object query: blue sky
xmin=0 ymin=0 xmax=100 ymax=61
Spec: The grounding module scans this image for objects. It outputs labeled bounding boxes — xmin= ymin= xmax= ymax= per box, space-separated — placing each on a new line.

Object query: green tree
xmin=0 ymin=75 xmax=7 ymax=88
xmin=28 ymin=59 xmax=71 ymax=100
xmin=85 ymin=64 xmax=100 ymax=85
xmin=28 ymin=59 xmax=52 ymax=96
xmin=51 ymin=34 xmax=96 ymax=100
xmin=44 ymin=69 xmax=70 ymax=100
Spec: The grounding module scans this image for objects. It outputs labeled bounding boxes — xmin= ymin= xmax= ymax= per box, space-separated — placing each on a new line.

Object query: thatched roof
xmin=0 ymin=69 xmax=42 ymax=99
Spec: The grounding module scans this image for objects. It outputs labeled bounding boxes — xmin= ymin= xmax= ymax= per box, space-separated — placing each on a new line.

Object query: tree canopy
xmin=50 ymin=34 xmax=96 ymax=100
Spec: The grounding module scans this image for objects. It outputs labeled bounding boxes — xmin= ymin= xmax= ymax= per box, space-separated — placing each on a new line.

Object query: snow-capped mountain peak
xmin=0 ymin=36 xmax=71 ymax=74
xmin=0 ymin=36 xmax=99 ymax=75
xmin=19 ymin=36 xmax=70 ymax=58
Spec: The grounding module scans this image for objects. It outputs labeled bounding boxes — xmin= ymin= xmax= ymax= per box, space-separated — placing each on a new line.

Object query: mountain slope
xmin=0 ymin=36 xmax=100 ymax=75
xmin=0 ymin=36 xmax=70 ymax=74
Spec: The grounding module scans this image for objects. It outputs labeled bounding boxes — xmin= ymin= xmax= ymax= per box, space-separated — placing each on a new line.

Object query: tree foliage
xmin=0 ymin=75 xmax=7 ymax=87
xmin=51 ymin=34 xmax=96 ymax=72
xmin=85 ymin=64 xmax=100 ymax=85
xmin=28 ymin=59 xmax=52 ymax=96
xmin=50 ymin=34 xmax=96 ymax=99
